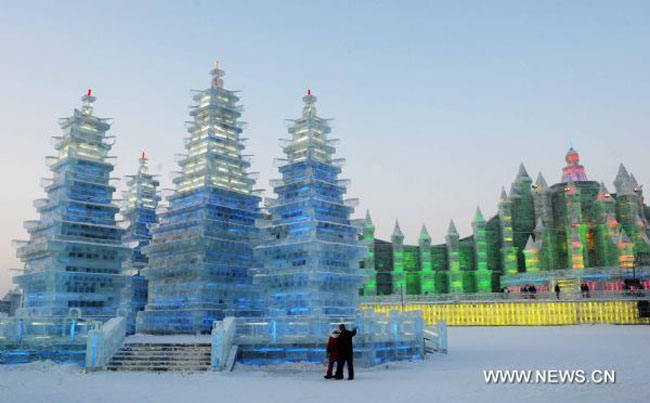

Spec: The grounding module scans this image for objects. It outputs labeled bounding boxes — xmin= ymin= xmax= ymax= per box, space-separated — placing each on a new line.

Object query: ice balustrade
xmin=361 ymin=288 xmax=650 ymax=304
xmin=214 ymin=309 xmax=425 ymax=367
xmin=366 ymin=299 xmax=650 ymax=326
xmin=85 ymin=311 xmax=127 ymax=370
xmin=0 ymin=309 xmax=92 ymax=347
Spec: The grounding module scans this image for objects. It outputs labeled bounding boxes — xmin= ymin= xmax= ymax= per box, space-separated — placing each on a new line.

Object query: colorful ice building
xmin=120 ymin=153 xmax=160 ymax=334
xmin=136 ymin=64 xmax=263 ymax=334
xmin=360 ymin=148 xmax=650 ymax=296
xmin=13 ymin=91 xmax=130 ymax=319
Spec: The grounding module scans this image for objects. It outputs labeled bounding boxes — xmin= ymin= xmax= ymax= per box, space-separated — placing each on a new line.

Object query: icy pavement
xmin=1 ymin=325 xmax=649 ymax=403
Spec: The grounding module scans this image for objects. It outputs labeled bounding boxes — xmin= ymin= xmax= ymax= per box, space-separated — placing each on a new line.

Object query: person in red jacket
xmin=324 ymin=328 xmax=341 ymax=379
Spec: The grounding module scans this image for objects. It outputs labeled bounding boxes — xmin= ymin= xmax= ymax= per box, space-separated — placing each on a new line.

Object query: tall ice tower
xmin=14 ymin=91 xmax=129 ymax=319
xmin=120 ymin=153 xmax=160 ymax=334
xmin=137 ymin=63 xmax=262 ymax=334
xmin=252 ymin=90 xmax=367 ymax=330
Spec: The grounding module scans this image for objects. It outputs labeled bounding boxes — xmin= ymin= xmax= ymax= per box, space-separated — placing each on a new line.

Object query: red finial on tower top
xmin=87 ymin=89 xmax=92 ymax=96
xmin=307 ymin=89 xmax=311 ymax=96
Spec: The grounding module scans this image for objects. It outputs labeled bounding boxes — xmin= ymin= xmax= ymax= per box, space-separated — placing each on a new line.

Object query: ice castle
xmin=136 ymin=63 xmax=263 ymax=334
xmin=120 ymin=153 xmax=160 ymax=334
xmin=14 ymin=91 xmax=130 ymax=319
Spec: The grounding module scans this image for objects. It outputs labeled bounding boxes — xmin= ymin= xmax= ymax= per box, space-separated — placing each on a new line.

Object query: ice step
xmin=106 ymin=342 xmax=213 ymax=372
xmin=106 ymin=366 xmax=211 ymax=372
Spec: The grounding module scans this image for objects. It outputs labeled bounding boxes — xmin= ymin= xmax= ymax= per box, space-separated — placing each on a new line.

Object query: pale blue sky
xmin=1 ymin=1 xmax=649 ymax=294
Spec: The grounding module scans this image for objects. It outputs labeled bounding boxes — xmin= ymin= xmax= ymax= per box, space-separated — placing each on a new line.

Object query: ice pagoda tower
xmin=120 ymin=152 xmax=160 ymax=334
xmin=251 ymin=90 xmax=367 ymax=333
xmin=14 ymin=90 xmax=129 ymax=319
xmin=136 ymin=63 xmax=262 ymax=334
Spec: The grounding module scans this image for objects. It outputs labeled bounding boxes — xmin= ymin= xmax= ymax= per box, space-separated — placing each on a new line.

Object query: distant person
xmin=530 ymin=285 xmax=537 ymax=299
xmin=554 ymin=284 xmax=560 ymax=299
xmin=324 ymin=328 xmax=340 ymax=379
xmin=334 ymin=323 xmax=357 ymax=380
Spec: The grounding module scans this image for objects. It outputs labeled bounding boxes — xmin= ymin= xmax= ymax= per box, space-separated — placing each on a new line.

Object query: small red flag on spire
xmin=87 ymin=89 xmax=92 ymax=96
xmin=307 ymin=89 xmax=311 ymax=96
xmin=141 ymin=151 xmax=146 ymax=159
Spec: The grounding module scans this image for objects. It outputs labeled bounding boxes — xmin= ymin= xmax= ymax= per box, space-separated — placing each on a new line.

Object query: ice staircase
xmin=106 ymin=336 xmax=211 ymax=372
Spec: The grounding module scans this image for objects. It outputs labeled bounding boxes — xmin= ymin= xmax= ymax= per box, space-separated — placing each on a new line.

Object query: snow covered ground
xmin=1 ymin=325 xmax=648 ymax=403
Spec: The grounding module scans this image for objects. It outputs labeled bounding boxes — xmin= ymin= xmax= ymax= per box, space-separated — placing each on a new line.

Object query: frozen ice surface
xmin=1 ymin=325 xmax=648 ymax=403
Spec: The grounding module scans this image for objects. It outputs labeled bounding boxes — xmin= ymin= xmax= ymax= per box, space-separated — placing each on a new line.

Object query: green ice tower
xmin=510 ymin=164 xmax=535 ymax=271
xmin=523 ymin=235 xmax=540 ymax=273
xmin=361 ymin=210 xmax=377 ymax=296
xmin=615 ymin=168 xmax=643 ymax=248
xmin=391 ymin=219 xmax=405 ymax=295
xmin=532 ymin=173 xmax=553 ymax=227
xmin=614 ymin=165 xmax=650 ymax=252
xmin=446 ymin=220 xmax=462 ymax=293
xmin=532 ymin=173 xmax=557 ymax=271
xmin=533 ymin=218 xmax=552 ymax=271
xmin=595 ymin=183 xmax=619 ymax=266
xmin=616 ymin=228 xmax=635 ymax=268
xmin=565 ymin=179 xmax=588 ymax=269
xmin=498 ymin=188 xmax=518 ymax=275
xmin=418 ymin=224 xmax=435 ymax=294
xmin=472 ymin=207 xmax=491 ymax=292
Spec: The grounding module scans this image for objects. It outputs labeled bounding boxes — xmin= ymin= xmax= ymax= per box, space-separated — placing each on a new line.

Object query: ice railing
xmin=217 ymin=309 xmax=424 ymax=346
xmin=85 ymin=310 xmax=127 ymax=370
xmin=360 ymin=289 xmax=650 ymax=304
xmin=0 ymin=309 xmax=93 ymax=347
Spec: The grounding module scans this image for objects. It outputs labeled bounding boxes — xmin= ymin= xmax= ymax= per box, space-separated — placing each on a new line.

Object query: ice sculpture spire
xmin=561 ymin=147 xmax=588 ymax=182
xmin=533 ymin=172 xmax=548 ymax=191
xmin=364 ymin=209 xmax=375 ymax=231
xmin=392 ymin=219 xmax=404 ymax=240
xmin=448 ymin=219 xmax=458 ymax=235
xmin=121 ymin=152 xmax=160 ymax=334
xmin=473 ymin=206 xmax=485 ymax=223
xmin=137 ymin=64 xmax=262 ymax=334
xmin=517 ymin=163 xmax=530 ymax=179
xmin=81 ymin=89 xmax=96 ymax=115
xmin=614 ymin=163 xmax=629 ymax=193
xmin=252 ymin=90 xmax=366 ymax=328
xmin=499 ymin=187 xmax=508 ymax=204
xmin=14 ymin=91 xmax=129 ymax=318
xmin=419 ymin=224 xmax=431 ymax=242
xmin=597 ymin=182 xmax=613 ymax=202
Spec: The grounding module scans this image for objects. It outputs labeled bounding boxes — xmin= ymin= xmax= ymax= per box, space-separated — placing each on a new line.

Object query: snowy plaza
xmin=1 ymin=325 xmax=648 ymax=403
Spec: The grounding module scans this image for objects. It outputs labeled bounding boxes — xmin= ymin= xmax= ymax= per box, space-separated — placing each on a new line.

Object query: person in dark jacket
xmin=324 ymin=328 xmax=340 ymax=379
xmin=554 ymin=283 xmax=560 ymax=299
xmin=334 ymin=323 xmax=356 ymax=380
